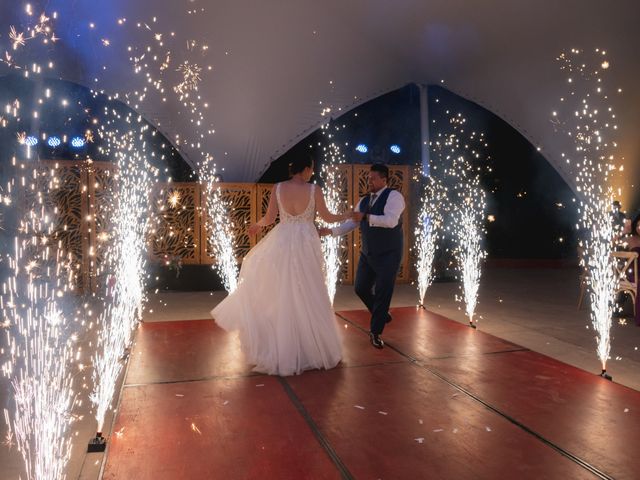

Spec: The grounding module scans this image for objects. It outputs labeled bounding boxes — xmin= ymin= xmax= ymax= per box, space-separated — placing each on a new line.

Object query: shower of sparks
xmin=9 ymin=26 xmax=26 ymax=50
xmin=90 ymin=125 xmax=154 ymax=432
xmin=115 ymin=17 xmax=238 ymax=293
xmin=0 ymin=8 xmax=232 ymax=458
xmin=449 ymin=156 xmax=487 ymax=325
xmin=552 ymin=48 xmax=622 ymax=371
xmin=1 ymin=11 xmax=87 ymax=479
xmin=168 ymin=190 xmax=181 ymax=208
xmin=1 ymin=165 xmax=77 ymax=480
xmin=0 ymin=7 xmax=236 ymax=475
xmin=414 ymin=174 xmax=447 ymax=306
xmin=121 ymin=18 xmax=214 ymax=158
xmin=319 ymin=120 xmax=347 ymax=304
xmin=435 ymin=114 xmax=489 ymax=326
xmin=0 ymin=186 xmax=5 ymax=230
xmin=199 ymin=158 xmax=239 ymax=293
xmin=3 ymin=13 xmax=57 ymax=69
xmin=174 ymin=61 xmax=202 ymax=96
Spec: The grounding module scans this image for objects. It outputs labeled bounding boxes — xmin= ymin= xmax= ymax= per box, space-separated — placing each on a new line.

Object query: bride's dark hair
xmin=289 ymin=156 xmax=314 ymax=176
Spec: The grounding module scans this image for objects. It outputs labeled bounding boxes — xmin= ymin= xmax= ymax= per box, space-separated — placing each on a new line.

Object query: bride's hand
xmin=351 ymin=212 xmax=365 ymax=222
xmin=248 ymin=223 xmax=262 ymax=236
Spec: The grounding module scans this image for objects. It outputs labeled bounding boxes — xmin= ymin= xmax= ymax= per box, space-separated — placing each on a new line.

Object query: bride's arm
xmin=248 ymin=184 xmax=279 ymax=235
xmin=315 ymin=186 xmax=349 ymax=224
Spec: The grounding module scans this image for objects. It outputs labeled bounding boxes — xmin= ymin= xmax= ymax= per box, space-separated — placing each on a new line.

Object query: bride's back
xmin=278 ymin=181 xmax=314 ymax=216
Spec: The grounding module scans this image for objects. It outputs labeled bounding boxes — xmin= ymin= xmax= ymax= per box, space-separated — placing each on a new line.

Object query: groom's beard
xmin=368 ymin=185 xmax=386 ymax=194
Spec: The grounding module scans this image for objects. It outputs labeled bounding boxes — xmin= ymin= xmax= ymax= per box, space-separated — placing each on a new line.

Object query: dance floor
xmin=102 ymin=307 xmax=639 ymax=480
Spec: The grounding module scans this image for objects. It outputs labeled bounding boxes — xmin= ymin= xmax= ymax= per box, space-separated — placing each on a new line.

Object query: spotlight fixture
xmin=355 ymin=144 xmax=368 ymax=154
xmin=70 ymin=136 xmax=86 ymax=148
xmin=24 ymin=136 xmax=38 ymax=147
xmin=390 ymin=144 xmax=401 ymax=154
xmin=47 ymin=136 xmax=61 ymax=147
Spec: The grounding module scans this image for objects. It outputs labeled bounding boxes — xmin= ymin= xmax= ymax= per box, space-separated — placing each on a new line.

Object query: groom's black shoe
xmin=369 ymin=332 xmax=384 ymax=349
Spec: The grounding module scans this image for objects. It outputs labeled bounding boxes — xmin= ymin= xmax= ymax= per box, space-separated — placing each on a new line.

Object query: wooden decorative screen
xmin=19 ymin=161 xmax=412 ymax=291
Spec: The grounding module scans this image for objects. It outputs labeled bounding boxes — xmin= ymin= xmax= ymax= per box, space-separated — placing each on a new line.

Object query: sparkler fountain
xmin=435 ymin=114 xmax=489 ymax=328
xmin=0 ymin=4 xmax=240 ymax=470
xmin=319 ymin=119 xmax=347 ymax=304
xmin=88 ymin=126 xmax=155 ymax=450
xmin=414 ymin=174 xmax=447 ymax=308
xmin=0 ymin=9 xmax=83 ymax=478
xmin=449 ymin=156 xmax=487 ymax=328
xmin=551 ymin=48 xmax=622 ymax=380
xmin=199 ymin=157 xmax=239 ymax=293
xmin=120 ymin=17 xmax=240 ymax=293
xmin=85 ymin=16 xmax=240 ymax=448
xmin=1 ymin=164 xmax=78 ymax=480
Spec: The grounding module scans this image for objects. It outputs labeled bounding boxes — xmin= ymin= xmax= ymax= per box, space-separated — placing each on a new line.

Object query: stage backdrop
xmin=20 ymin=160 xmax=412 ymax=292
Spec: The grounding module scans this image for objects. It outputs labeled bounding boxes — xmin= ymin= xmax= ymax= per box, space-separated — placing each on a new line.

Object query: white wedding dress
xmin=211 ymin=183 xmax=343 ymax=376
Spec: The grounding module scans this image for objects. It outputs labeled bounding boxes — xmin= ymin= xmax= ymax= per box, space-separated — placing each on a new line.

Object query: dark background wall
xmin=261 ymin=83 xmax=578 ymax=260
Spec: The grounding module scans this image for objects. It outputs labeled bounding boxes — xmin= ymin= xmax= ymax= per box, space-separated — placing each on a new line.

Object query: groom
xmin=330 ymin=163 xmax=405 ymax=349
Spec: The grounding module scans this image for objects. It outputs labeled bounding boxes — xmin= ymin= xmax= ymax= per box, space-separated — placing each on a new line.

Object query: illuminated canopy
xmin=0 ymin=0 xmax=638 ymax=203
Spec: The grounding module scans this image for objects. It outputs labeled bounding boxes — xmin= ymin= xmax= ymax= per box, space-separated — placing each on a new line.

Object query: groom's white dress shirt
xmin=331 ymin=187 xmax=405 ymax=237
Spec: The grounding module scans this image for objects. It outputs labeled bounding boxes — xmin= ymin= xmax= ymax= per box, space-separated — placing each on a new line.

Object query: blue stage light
xmin=356 ymin=144 xmax=368 ymax=154
xmin=71 ymin=136 xmax=86 ymax=148
xmin=47 ymin=136 xmax=61 ymax=147
xmin=390 ymin=144 xmax=401 ymax=154
xmin=24 ymin=136 xmax=38 ymax=147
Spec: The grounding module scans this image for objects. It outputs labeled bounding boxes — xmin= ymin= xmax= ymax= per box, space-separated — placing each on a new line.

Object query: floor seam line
xmin=277 ymin=377 xmax=355 ymax=480
xmin=121 ymin=360 xmax=411 ymax=388
xmin=335 ymin=312 xmax=615 ymax=480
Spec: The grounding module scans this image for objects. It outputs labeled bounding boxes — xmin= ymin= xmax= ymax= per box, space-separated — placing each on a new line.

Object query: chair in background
xmin=577 ymin=250 xmax=638 ymax=315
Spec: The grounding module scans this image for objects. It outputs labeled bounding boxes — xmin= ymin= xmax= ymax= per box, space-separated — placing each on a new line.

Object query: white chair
xmin=612 ymin=250 xmax=638 ymax=315
xmin=577 ymin=250 xmax=638 ymax=315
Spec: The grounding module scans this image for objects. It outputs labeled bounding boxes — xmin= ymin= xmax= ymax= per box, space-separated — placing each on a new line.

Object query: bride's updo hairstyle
xmin=289 ymin=156 xmax=314 ymax=177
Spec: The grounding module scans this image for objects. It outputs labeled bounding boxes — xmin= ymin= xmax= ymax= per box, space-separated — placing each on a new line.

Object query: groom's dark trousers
xmin=354 ymin=188 xmax=403 ymax=335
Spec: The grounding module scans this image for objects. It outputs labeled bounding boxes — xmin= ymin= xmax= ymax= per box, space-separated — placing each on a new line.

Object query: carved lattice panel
xmin=87 ymin=162 xmax=118 ymax=292
xmin=334 ymin=164 xmax=354 ymax=284
xmin=13 ymin=161 xmax=415 ymax=290
xmin=201 ymin=183 xmax=255 ymax=265
xmin=255 ymin=183 xmax=278 ymax=244
xmin=35 ymin=160 xmax=87 ymax=291
xmin=149 ymin=183 xmax=200 ymax=264
xmin=352 ymin=165 xmax=410 ymax=283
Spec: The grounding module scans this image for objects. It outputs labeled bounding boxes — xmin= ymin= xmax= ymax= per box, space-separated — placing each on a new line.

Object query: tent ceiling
xmin=1 ymin=0 xmax=638 ymax=203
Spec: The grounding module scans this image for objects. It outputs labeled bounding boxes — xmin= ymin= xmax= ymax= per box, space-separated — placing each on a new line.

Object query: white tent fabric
xmin=1 ymin=0 xmax=638 ymax=203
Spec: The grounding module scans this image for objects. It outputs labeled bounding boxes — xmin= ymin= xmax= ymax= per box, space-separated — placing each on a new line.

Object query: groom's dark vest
xmin=359 ymin=188 xmax=403 ymax=256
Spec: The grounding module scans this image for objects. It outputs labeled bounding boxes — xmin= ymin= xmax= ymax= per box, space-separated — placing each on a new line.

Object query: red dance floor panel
xmin=338 ymin=307 xmax=524 ymax=359
xmin=102 ymin=376 xmax=341 ymax=480
xmin=126 ymin=317 xmax=404 ymax=385
xmin=428 ymin=350 xmax=640 ymax=480
xmin=285 ymin=363 xmax=594 ymax=480
xmin=103 ymin=307 xmax=640 ymax=479
xmin=126 ymin=320 xmax=254 ymax=384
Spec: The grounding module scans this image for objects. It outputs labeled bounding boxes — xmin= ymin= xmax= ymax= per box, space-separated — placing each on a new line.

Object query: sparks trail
xmin=319 ymin=118 xmax=347 ymax=304
xmin=552 ymin=48 xmax=622 ymax=373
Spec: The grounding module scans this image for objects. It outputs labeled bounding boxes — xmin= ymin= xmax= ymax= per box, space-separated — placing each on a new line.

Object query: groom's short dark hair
xmin=370 ymin=163 xmax=389 ymax=180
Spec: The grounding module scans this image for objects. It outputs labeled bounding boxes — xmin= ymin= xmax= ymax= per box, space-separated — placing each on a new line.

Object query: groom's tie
xmin=365 ymin=193 xmax=377 ymax=214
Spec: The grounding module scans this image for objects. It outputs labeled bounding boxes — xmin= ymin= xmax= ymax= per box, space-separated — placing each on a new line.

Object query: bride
xmin=211 ymin=156 xmax=351 ymax=376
